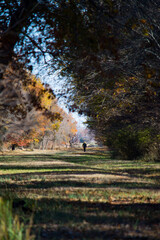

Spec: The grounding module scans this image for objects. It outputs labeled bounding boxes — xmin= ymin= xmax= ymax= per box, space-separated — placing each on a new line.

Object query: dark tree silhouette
xmin=1 ymin=0 xmax=160 ymax=158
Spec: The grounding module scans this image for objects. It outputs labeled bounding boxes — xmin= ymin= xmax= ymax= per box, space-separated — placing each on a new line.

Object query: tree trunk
xmin=0 ymin=32 xmax=17 ymax=78
xmin=42 ymin=137 xmax=45 ymax=150
xmin=45 ymin=139 xmax=49 ymax=150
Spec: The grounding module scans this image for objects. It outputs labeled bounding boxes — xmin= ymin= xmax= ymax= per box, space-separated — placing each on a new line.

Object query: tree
xmin=1 ymin=1 xmax=160 ymax=158
xmin=1 ymin=63 xmax=62 ymax=149
xmin=2 ymin=66 xmax=78 ymax=150
xmin=53 ymin=0 xmax=160 ymax=159
xmin=0 ymin=0 xmax=85 ymax=77
xmin=58 ymin=112 xmax=77 ymax=147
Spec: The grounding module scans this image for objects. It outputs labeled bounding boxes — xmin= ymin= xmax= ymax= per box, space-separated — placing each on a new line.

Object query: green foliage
xmin=0 ymin=198 xmax=33 ymax=240
xmin=53 ymin=0 xmax=160 ymax=160
xmin=142 ymin=142 xmax=160 ymax=162
xmin=107 ymin=126 xmax=153 ymax=160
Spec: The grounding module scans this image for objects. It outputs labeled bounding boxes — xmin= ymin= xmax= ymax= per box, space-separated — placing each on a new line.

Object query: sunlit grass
xmin=0 ymin=149 xmax=160 ymax=239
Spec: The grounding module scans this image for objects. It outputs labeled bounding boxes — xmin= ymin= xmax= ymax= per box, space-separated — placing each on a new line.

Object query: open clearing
xmin=0 ymin=148 xmax=160 ymax=240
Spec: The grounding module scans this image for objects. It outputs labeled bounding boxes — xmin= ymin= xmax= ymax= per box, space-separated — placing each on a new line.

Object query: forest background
xmin=0 ymin=0 xmax=160 ymax=160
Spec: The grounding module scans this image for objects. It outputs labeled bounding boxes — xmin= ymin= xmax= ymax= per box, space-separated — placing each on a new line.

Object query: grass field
xmin=0 ymin=148 xmax=160 ymax=240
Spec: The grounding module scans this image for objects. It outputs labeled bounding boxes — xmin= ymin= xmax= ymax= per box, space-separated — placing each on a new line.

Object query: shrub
xmin=142 ymin=142 xmax=160 ymax=161
xmin=107 ymin=126 xmax=153 ymax=160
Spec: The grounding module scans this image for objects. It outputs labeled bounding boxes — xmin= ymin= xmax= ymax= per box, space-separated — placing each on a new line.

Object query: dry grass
xmin=0 ymin=148 xmax=160 ymax=239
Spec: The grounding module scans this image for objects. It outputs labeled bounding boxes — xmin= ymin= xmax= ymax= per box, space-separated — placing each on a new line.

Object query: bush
xmin=142 ymin=142 xmax=160 ymax=161
xmin=107 ymin=126 xmax=153 ymax=160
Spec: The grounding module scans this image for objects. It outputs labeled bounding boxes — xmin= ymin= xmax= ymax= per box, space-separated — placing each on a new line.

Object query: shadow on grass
xmin=0 ymin=165 xmax=91 ymax=170
xmin=1 ymin=153 xmax=159 ymax=179
xmin=0 ymin=164 xmax=160 ymax=184
xmin=9 ymin=197 xmax=160 ymax=240
xmin=0 ymin=179 xmax=159 ymax=190
xmin=0 ymin=153 xmax=109 ymax=164
xmin=0 ymin=151 xmax=160 ymax=239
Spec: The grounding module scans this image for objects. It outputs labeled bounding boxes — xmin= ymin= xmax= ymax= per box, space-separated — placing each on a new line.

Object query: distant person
xmin=12 ymin=144 xmax=16 ymax=151
xmin=82 ymin=142 xmax=87 ymax=152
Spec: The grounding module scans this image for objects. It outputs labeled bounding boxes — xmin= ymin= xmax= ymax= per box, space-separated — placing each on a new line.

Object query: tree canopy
xmin=1 ymin=0 xmax=160 ymax=159
xmin=1 ymin=63 xmax=77 ymax=150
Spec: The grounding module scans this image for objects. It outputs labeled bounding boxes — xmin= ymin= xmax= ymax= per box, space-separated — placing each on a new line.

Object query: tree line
xmin=0 ymin=61 xmax=77 ymax=150
xmin=0 ymin=0 xmax=160 ymax=159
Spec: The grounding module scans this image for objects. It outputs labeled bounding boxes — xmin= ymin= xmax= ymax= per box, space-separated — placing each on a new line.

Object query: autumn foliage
xmin=1 ymin=63 xmax=77 ymax=150
xmin=1 ymin=1 xmax=160 ymax=158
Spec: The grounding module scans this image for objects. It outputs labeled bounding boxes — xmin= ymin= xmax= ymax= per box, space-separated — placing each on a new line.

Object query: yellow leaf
xmin=147 ymin=73 xmax=152 ymax=78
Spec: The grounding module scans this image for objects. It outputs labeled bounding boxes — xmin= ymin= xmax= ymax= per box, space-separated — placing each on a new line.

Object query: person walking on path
xmin=82 ymin=142 xmax=87 ymax=152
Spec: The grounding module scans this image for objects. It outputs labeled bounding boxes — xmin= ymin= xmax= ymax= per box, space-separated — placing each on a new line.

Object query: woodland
xmin=0 ymin=0 xmax=160 ymax=159
xmin=0 ymin=1 xmax=160 ymax=240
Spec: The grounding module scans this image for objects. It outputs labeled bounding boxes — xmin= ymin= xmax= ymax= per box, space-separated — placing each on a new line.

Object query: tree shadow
xmin=0 ymin=157 xmax=160 ymax=190
xmin=0 ymin=152 xmax=160 ymax=239
xmin=9 ymin=197 xmax=160 ymax=240
xmin=0 ymin=178 xmax=159 ymax=190
xmin=0 ymin=165 xmax=90 ymax=170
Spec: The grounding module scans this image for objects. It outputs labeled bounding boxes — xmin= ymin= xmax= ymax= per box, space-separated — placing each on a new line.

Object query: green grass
xmin=0 ymin=149 xmax=160 ymax=239
xmin=0 ymin=198 xmax=34 ymax=240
